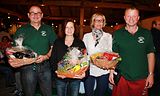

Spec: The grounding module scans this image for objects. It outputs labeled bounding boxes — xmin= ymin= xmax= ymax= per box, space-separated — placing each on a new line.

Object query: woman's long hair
xmin=61 ymin=19 xmax=78 ymax=38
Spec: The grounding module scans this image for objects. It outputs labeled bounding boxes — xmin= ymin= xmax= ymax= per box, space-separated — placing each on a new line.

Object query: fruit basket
xmin=56 ymin=47 xmax=89 ymax=78
xmin=56 ymin=61 xmax=89 ymax=78
xmin=90 ymin=52 xmax=121 ymax=69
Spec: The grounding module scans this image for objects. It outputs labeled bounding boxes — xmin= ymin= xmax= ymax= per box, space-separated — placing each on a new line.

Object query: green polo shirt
xmin=113 ymin=26 xmax=155 ymax=81
xmin=14 ymin=23 xmax=57 ymax=55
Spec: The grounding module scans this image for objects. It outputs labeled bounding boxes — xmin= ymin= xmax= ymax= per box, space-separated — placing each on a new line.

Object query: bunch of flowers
xmin=90 ymin=52 xmax=121 ymax=69
xmin=6 ymin=35 xmax=37 ymax=68
xmin=56 ymin=47 xmax=89 ymax=78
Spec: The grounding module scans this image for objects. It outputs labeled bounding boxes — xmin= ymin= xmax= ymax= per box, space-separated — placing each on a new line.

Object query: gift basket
xmin=56 ymin=47 xmax=89 ymax=78
xmin=90 ymin=52 xmax=121 ymax=69
xmin=6 ymin=36 xmax=37 ymax=68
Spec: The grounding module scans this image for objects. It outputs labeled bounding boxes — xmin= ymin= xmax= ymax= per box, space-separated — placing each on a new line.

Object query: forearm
xmin=46 ymin=46 xmax=53 ymax=57
xmin=145 ymin=52 xmax=155 ymax=88
xmin=147 ymin=52 xmax=155 ymax=75
xmin=43 ymin=46 xmax=53 ymax=60
xmin=35 ymin=46 xmax=53 ymax=63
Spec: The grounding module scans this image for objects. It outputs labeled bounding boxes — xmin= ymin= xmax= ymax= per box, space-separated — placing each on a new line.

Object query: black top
xmin=50 ymin=37 xmax=86 ymax=79
xmin=151 ymin=28 xmax=160 ymax=53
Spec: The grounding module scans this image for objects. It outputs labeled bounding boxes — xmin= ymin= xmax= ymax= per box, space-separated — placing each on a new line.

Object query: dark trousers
xmin=84 ymin=74 xmax=111 ymax=96
xmin=56 ymin=78 xmax=81 ymax=96
xmin=149 ymin=53 xmax=160 ymax=96
xmin=20 ymin=61 xmax=52 ymax=96
xmin=0 ymin=64 xmax=15 ymax=87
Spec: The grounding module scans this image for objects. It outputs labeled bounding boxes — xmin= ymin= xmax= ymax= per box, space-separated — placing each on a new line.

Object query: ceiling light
xmin=40 ymin=3 xmax=45 ymax=7
xmin=1 ymin=22 xmax=4 ymax=26
xmin=95 ymin=6 xmax=98 ymax=8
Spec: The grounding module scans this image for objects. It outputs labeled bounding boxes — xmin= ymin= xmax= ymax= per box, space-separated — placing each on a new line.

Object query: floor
xmin=0 ymin=74 xmax=160 ymax=96
xmin=0 ymin=74 xmax=85 ymax=96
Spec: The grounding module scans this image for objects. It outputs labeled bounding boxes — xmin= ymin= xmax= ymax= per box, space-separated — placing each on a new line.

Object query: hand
xmin=35 ymin=55 xmax=47 ymax=63
xmin=109 ymin=72 xmax=115 ymax=85
xmin=74 ymin=73 xmax=86 ymax=79
xmin=145 ymin=74 xmax=154 ymax=88
xmin=55 ymin=71 xmax=66 ymax=79
xmin=57 ymin=74 xmax=66 ymax=79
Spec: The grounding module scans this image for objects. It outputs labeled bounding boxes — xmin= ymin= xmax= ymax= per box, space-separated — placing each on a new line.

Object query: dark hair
xmin=152 ymin=20 xmax=157 ymax=27
xmin=61 ymin=19 xmax=78 ymax=38
xmin=63 ymin=19 xmax=75 ymax=30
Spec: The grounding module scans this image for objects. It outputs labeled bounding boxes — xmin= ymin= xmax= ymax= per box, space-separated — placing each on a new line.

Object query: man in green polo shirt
xmin=9 ymin=5 xmax=57 ymax=96
xmin=109 ymin=7 xmax=155 ymax=96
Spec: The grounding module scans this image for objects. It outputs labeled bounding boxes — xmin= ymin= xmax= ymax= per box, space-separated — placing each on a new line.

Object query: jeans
xmin=84 ymin=74 xmax=110 ymax=96
xmin=20 ymin=60 xmax=52 ymax=96
xmin=15 ymin=71 xmax=22 ymax=91
xmin=56 ymin=78 xmax=80 ymax=96
xmin=0 ymin=64 xmax=15 ymax=87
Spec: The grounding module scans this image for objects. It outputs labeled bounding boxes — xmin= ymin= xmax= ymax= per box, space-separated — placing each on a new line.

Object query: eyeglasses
xmin=94 ymin=19 xmax=103 ymax=23
xmin=29 ymin=12 xmax=42 ymax=16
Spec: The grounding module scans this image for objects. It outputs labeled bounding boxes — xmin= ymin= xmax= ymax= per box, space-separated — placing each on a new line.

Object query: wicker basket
xmin=6 ymin=46 xmax=37 ymax=68
xmin=9 ymin=58 xmax=36 ymax=68
xmin=91 ymin=58 xmax=119 ymax=69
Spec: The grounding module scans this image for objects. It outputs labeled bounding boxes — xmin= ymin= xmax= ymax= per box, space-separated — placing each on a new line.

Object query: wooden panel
xmin=61 ymin=7 xmax=72 ymax=17
xmin=49 ymin=6 xmax=60 ymax=17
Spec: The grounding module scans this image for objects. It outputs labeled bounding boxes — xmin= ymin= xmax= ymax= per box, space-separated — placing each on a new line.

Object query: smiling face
xmin=65 ymin=22 xmax=75 ymax=36
xmin=28 ymin=6 xmax=43 ymax=24
xmin=124 ymin=8 xmax=140 ymax=27
xmin=90 ymin=13 xmax=106 ymax=29
xmin=93 ymin=15 xmax=104 ymax=30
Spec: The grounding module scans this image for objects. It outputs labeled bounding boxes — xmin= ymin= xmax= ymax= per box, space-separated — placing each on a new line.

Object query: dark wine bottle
xmin=13 ymin=52 xmax=24 ymax=59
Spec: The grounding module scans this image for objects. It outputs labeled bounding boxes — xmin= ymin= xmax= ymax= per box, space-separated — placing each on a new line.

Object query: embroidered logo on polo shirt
xmin=41 ymin=31 xmax=47 ymax=36
xmin=138 ymin=36 xmax=145 ymax=43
